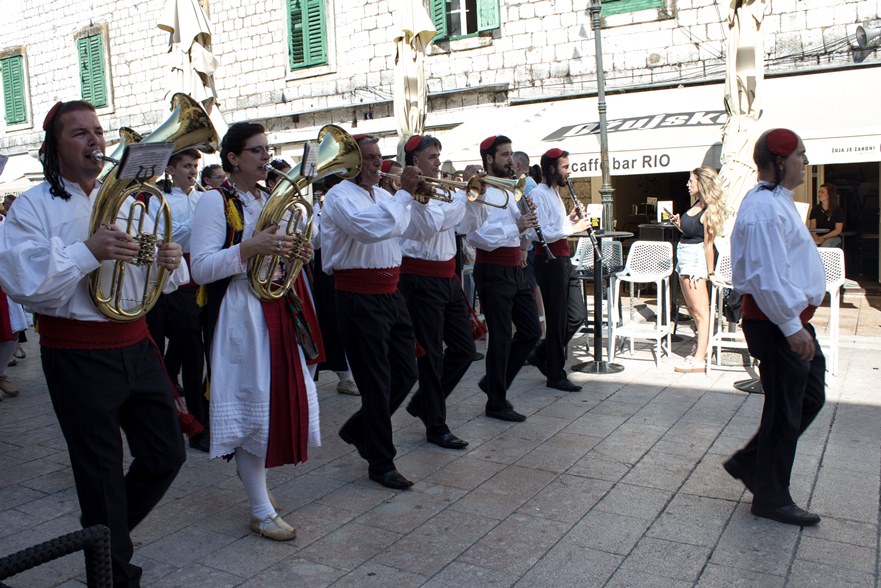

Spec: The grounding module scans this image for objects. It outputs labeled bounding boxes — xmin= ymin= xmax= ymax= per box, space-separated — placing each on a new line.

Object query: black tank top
xmin=679 ymin=208 xmax=705 ymax=244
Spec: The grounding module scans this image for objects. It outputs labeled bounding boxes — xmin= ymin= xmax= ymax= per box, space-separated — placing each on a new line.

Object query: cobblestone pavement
xmin=1 ymin=295 xmax=880 ymax=587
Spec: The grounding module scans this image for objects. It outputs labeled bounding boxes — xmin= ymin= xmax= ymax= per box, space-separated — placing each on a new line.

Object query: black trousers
xmin=42 ymin=339 xmax=186 ymax=587
xmin=533 ymin=255 xmax=587 ymax=381
xmin=337 ymin=290 xmax=418 ymax=474
xmin=399 ymin=274 xmax=475 ymax=437
xmin=313 ymin=249 xmax=349 ymax=373
xmin=146 ymin=288 xmax=208 ymax=431
xmin=474 ymin=262 xmax=541 ymax=411
xmin=731 ymin=320 xmax=825 ymax=509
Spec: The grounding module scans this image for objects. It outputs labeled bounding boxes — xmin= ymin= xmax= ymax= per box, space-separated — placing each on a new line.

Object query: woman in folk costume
xmin=190 ymin=122 xmax=323 ymax=541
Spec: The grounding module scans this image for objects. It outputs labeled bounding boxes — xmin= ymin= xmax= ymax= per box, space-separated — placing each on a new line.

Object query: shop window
xmin=431 ymin=0 xmax=500 ymax=40
xmin=288 ymin=0 xmax=327 ymax=70
xmin=77 ymin=34 xmax=108 ymax=108
xmin=1 ymin=54 xmax=28 ymax=126
xmin=601 ymin=0 xmax=664 ymax=17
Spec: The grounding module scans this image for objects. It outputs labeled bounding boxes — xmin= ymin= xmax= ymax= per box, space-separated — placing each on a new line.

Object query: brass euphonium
xmin=248 ymin=124 xmax=362 ymax=300
xmin=88 ymin=93 xmax=219 ymax=321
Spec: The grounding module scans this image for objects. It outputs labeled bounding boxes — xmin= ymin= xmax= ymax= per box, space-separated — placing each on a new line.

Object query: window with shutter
xmin=1 ymin=55 xmax=27 ymax=126
xmin=431 ymin=0 xmax=500 ymax=41
xmin=601 ymin=0 xmax=663 ymax=17
xmin=77 ymin=34 xmax=108 ymax=108
xmin=288 ymin=0 xmax=327 ymax=70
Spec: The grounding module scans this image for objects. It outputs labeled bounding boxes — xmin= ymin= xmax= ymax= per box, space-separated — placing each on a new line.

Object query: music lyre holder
xmin=571 ymin=225 xmax=624 ymax=374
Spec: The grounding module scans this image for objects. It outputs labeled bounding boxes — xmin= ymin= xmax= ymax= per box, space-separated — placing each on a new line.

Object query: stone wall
xmin=1 ymin=0 xmax=878 ymax=155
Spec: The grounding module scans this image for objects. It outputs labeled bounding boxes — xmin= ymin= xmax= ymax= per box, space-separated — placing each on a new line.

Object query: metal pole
xmin=590 ymin=0 xmax=614 ymax=233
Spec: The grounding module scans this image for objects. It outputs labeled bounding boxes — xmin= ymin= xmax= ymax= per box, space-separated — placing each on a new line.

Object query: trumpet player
xmin=0 ymin=101 xmax=188 ymax=587
xmin=379 ymin=159 xmax=403 ymax=193
xmin=322 ymin=134 xmax=429 ymax=490
xmin=467 ymin=135 xmax=541 ymax=422
xmin=526 ymin=148 xmax=590 ymax=392
xmin=398 ymin=135 xmax=488 ymax=450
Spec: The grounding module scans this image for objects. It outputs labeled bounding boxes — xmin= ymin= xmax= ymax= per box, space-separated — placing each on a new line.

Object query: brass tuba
xmin=88 ymin=93 xmax=219 ymax=321
xmin=248 ymin=124 xmax=361 ymax=300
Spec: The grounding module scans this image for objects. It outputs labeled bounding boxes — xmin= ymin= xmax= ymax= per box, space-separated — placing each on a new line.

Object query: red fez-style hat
xmin=353 ymin=134 xmax=369 ymax=142
xmin=405 ymin=135 xmax=423 ymax=153
xmin=42 ymin=101 xmax=63 ymax=132
xmin=380 ymin=159 xmax=397 ymax=173
xmin=544 ymin=148 xmax=564 ymax=159
xmin=766 ymin=128 xmax=799 ymax=157
xmin=480 ymin=135 xmax=497 ymax=152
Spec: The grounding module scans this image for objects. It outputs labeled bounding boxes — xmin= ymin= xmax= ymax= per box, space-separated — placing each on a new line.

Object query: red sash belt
xmin=400 ymin=257 xmax=457 ymax=278
xmin=475 ymin=247 xmax=521 ymax=266
xmin=37 ymin=315 xmax=149 ymax=349
xmin=335 ymin=267 xmax=401 ymax=294
xmin=180 ymin=252 xmax=198 ymax=288
xmin=0 ymin=288 xmax=13 ymax=342
xmin=741 ymin=294 xmax=817 ymax=324
xmin=535 ymin=239 xmax=571 ymax=258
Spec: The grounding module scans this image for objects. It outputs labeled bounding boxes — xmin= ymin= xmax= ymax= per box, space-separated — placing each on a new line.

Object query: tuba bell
xmin=248 ymin=124 xmax=361 ymax=300
xmin=88 ymin=93 xmax=219 ymax=321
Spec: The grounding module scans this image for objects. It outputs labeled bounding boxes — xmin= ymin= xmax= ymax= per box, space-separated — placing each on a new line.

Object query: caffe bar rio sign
xmin=541 ymin=110 xmax=727 ymax=176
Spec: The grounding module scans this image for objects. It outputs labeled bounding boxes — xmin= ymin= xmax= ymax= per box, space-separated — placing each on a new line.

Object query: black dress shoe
xmin=339 ymin=429 xmax=368 ymax=460
xmin=369 ymin=469 xmax=414 ymax=490
xmin=472 ymin=352 xmax=484 ymax=362
xmin=486 ymin=407 xmax=527 ymax=422
xmin=405 ymin=401 xmax=421 ymax=419
xmin=751 ymin=503 xmax=820 ymax=527
xmin=188 ymin=434 xmax=210 ymax=453
xmin=478 ymin=378 xmax=514 ymax=409
xmin=546 ymin=378 xmax=582 ymax=392
xmin=723 ymin=458 xmax=755 ymax=494
xmin=526 ymin=350 xmax=549 ymax=377
xmin=427 ymin=432 xmax=469 ymax=449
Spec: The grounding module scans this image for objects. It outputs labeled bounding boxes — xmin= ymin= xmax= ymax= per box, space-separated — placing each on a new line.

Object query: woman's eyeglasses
xmin=242 ymin=146 xmax=271 ymax=155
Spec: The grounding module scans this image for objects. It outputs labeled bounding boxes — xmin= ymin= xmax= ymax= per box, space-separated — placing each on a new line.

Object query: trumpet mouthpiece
xmin=91 ymin=150 xmax=104 ymax=162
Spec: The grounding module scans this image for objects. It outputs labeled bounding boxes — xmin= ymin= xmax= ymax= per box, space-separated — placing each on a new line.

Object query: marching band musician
xmin=466 ymin=135 xmax=541 ymax=422
xmin=189 ymin=122 xmax=322 ymax=541
xmin=525 ymin=148 xmax=589 ymax=391
xmin=398 ymin=135 xmax=488 ymax=450
xmin=321 ymin=134 xmax=428 ymax=490
xmin=0 ymin=101 xmax=188 ymax=587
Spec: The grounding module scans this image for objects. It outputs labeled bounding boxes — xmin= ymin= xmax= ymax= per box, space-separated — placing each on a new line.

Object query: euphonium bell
xmin=87 ymin=93 xmax=219 ymax=321
xmin=247 ymin=124 xmax=362 ymax=300
xmin=465 ymin=174 xmax=526 ymax=208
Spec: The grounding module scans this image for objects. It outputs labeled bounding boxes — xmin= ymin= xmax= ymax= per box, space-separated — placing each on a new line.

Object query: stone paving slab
xmin=1 ymin=298 xmax=881 ymax=587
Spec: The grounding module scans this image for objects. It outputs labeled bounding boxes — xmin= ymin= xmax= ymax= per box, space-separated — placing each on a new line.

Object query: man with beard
xmin=525 ymin=149 xmax=589 ymax=391
xmin=399 ymin=135 xmax=487 ymax=449
xmin=147 ymin=148 xmax=210 ymax=451
xmin=467 ymin=135 xmax=540 ymax=422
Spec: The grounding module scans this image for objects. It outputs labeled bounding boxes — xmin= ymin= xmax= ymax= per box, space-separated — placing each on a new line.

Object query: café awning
xmin=437 ymin=67 xmax=881 ymax=177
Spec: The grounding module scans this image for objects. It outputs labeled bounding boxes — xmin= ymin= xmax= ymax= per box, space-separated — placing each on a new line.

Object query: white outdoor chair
xmin=818 ymin=247 xmax=845 ymax=375
xmin=706 ymin=253 xmax=750 ymax=374
xmin=609 ymin=241 xmax=673 ymax=366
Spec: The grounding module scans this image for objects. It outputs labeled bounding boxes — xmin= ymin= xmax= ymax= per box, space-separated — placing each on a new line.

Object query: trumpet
xmin=377 ymin=171 xmax=466 ymax=202
xmin=464 ymin=174 xmax=526 ymax=209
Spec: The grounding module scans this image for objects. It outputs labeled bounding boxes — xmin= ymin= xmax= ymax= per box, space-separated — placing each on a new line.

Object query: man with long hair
xmin=0 ymin=101 xmax=188 ymax=585
xmin=725 ymin=128 xmax=825 ymax=527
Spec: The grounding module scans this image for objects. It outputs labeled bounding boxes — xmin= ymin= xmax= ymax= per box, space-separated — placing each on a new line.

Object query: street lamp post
xmin=590 ymin=0 xmax=614 ymax=233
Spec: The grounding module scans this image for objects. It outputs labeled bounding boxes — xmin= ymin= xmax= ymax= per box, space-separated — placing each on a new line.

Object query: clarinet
xmin=520 ymin=191 xmax=555 ymax=261
xmin=566 ymin=179 xmax=588 ymax=221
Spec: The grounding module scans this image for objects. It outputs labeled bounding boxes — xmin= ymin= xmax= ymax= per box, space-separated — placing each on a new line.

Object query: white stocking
xmin=234 ymin=448 xmax=275 ymax=520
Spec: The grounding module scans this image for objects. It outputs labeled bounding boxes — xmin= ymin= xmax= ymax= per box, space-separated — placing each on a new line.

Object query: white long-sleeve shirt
xmin=527 ymin=183 xmax=574 ymax=244
xmin=465 ymin=186 xmax=523 ymax=251
xmin=731 ymin=182 xmax=826 ymax=337
xmin=320 ymin=180 xmax=415 ymax=273
xmin=149 ymin=186 xmax=201 ymax=253
xmin=0 ymin=179 xmax=189 ymax=321
xmin=400 ymin=190 xmax=488 ymax=261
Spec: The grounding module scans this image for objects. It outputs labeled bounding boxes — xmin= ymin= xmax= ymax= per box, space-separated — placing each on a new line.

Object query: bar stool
xmin=609 ymin=241 xmax=673 ymax=366
xmin=706 ymin=253 xmax=749 ymax=374
xmin=572 ymin=237 xmax=623 ymax=358
xmin=817 ymin=247 xmax=845 ymax=375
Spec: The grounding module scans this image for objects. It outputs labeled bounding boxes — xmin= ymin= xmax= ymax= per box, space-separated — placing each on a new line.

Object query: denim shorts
xmin=676 ymin=242 xmax=708 ymax=278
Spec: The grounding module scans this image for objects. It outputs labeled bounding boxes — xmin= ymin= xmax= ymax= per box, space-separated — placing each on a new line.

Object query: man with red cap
xmin=725 ymin=128 xmax=825 ymax=527
xmin=398 ymin=135 xmax=487 ymax=449
xmin=0 ymin=101 xmax=188 ymax=586
xmin=379 ymin=158 xmax=403 ymax=193
xmin=467 ymin=135 xmax=540 ymax=422
xmin=526 ymin=148 xmax=590 ymax=391
xmin=321 ymin=134 xmax=431 ymax=489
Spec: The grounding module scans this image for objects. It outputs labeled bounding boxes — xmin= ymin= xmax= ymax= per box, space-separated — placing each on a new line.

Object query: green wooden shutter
xmin=78 ymin=35 xmax=107 ymax=108
xmin=289 ymin=0 xmax=327 ymax=70
xmin=430 ymin=0 xmax=448 ymax=40
xmin=476 ymin=0 xmax=500 ymax=32
xmin=602 ymin=0 xmax=663 ymax=17
xmin=2 ymin=56 xmax=27 ymax=125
